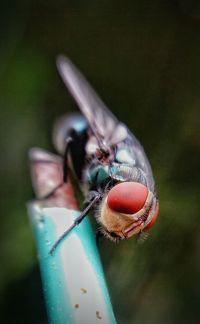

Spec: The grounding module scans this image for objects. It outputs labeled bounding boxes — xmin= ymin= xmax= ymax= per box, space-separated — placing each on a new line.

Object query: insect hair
xmin=98 ymin=226 xmax=121 ymax=243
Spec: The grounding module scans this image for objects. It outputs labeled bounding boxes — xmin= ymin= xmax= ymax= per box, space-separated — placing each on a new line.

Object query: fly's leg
xmin=49 ymin=192 xmax=101 ymax=255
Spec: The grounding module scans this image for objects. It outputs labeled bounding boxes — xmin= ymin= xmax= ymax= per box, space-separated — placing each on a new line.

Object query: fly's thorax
xmin=85 ymin=138 xmax=149 ymax=192
xmin=88 ymin=164 xmax=110 ymax=188
xmin=109 ymin=163 xmax=147 ymax=186
xmin=115 ymin=146 xmax=136 ymax=165
xmin=86 ymin=161 xmax=147 ymax=193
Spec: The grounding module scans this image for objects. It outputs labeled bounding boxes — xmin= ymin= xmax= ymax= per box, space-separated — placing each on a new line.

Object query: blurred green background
xmin=0 ymin=0 xmax=200 ymax=323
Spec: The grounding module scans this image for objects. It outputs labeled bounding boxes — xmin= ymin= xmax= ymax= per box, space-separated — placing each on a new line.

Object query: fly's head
xmin=97 ymin=182 xmax=159 ymax=241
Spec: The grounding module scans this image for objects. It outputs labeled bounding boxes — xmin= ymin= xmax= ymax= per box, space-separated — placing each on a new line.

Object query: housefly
xmin=31 ymin=56 xmax=159 ymax=254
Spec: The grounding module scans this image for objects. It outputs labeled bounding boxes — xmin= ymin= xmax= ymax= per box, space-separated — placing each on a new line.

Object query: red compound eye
xmin=107 ymin=182 xmax=148 ymax=214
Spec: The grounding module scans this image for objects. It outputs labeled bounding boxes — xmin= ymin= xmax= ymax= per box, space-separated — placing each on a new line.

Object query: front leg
xmin=49 ymin=192 xmax=102 ymax=255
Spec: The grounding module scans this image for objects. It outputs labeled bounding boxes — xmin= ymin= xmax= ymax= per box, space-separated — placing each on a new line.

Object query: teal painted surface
xmin=29 ymin=204 xmax=116 ymax=324
xmin=29 ymin=205 xmax=71 ymax=323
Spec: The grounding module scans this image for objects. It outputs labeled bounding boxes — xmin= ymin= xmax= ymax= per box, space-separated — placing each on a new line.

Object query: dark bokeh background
xmin=0 ymin=1 xmax=200 ymax=323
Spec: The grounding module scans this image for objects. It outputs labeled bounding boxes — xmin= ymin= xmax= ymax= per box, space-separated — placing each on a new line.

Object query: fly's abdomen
xmin=53 ymin=113 xmax=89 ymax=180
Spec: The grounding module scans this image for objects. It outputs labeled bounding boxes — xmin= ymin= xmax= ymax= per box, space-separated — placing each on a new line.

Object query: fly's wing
xmin=56 ymin=55 xmax=128 ymax=150
xmin=128 ymin=131 xmax=155 ymax=192
xmin=57 ymin=56 xmax=156 ymax=192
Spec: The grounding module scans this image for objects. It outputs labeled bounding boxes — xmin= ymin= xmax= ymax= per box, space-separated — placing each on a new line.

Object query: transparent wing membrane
xmin=57 ymin=55 xmax=127 ymax=149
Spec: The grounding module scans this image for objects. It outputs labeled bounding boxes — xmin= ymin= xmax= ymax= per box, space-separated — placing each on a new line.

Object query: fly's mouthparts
xmin=124 ymin=219 xmax=143 ymax=234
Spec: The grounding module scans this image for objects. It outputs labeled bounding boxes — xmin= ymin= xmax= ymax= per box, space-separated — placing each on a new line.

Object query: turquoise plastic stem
xmin=28 ymin=203 xmax=116 ymax=324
